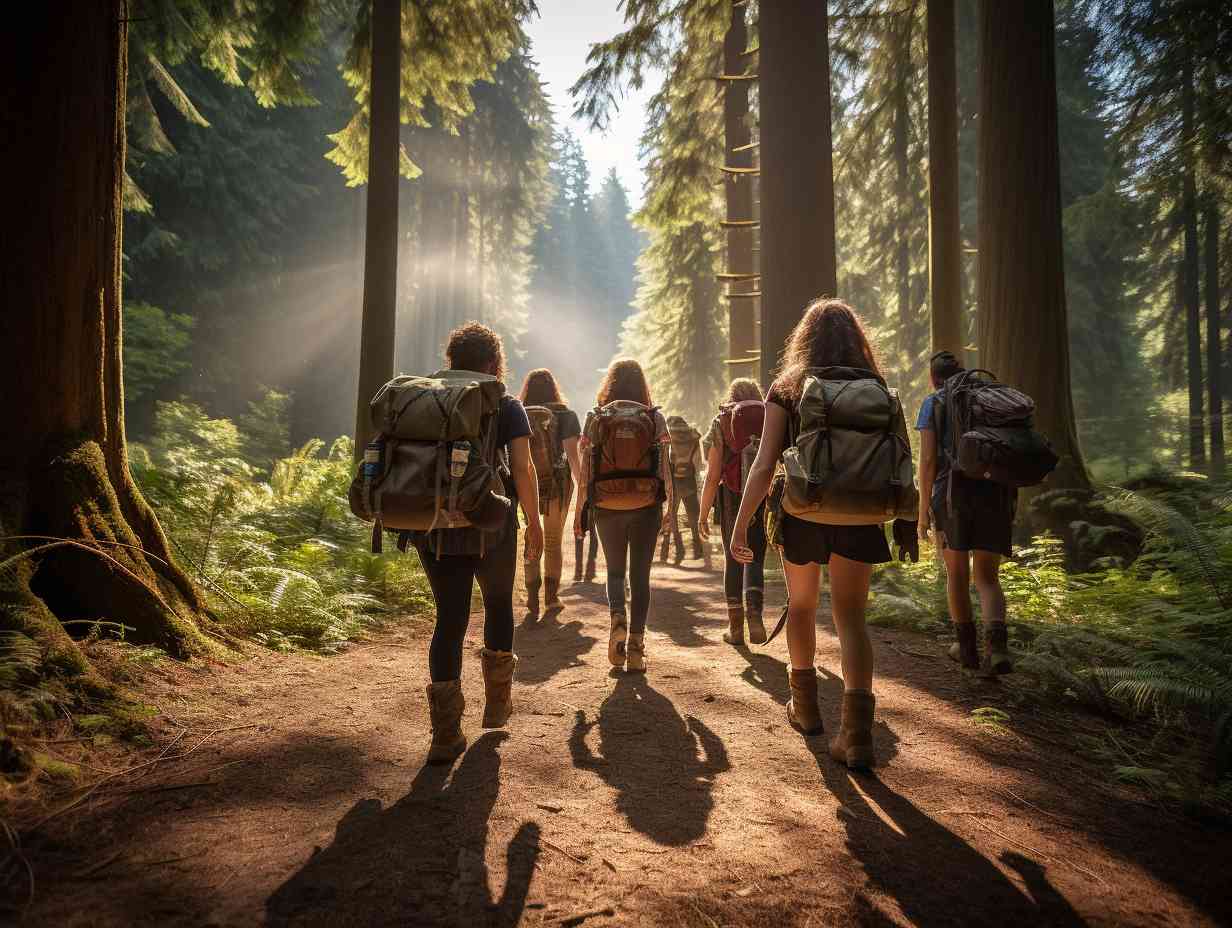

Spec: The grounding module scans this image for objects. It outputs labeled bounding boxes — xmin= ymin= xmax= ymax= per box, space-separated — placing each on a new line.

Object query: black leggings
xmin=661 ymin=488 xmax=702 ymax=559
xmin=415 ymin=526 xmax=517 ymax=682
xmin=719 ymin=486 xmax=766 ymax=611
xmin=594 ymin=504 xmax=661 ymax=635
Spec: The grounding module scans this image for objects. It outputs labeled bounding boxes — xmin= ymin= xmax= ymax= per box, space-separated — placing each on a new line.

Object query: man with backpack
xmin=917 ymin=351 xmax=1057 ymax=676
xmin=660 ymin=415 xmax=706 ymax=566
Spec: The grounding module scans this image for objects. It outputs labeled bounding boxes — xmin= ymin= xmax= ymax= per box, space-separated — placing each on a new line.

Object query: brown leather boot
xmin=544 ymin=577 xmax=562 ymax=610
xmin=722 ymin=603 xmax=745 ymax=645
xmin=948 ymin=622 xmax=979 ymax=670
xmin=986 ymin=623 xmax=1013 ymax=675
xmin=525 ymin=581 xmax=540 ymax=617
xmin=829 ymin=690 xmax=876 ymax=770
xmin=573 ymin=539 xmax=584 ymax=582
xmin=626 ymin=633 xmax=646 ymax=673
xmin=746 ymin=589 xmax=766 ymax=645
xmin=426 ymin=680 xmax=466 ymax=764
xmin=479 ymin=649 xmax=517 ymax=728
xmin=608 ymin=612 xmax=628 ymax=667
xmin=787 ymin=667 xmax=824 ymax=736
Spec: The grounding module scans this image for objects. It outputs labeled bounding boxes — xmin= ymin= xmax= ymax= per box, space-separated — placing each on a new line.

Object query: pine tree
xmin=926 ymin=0 xmax=964 ymax=358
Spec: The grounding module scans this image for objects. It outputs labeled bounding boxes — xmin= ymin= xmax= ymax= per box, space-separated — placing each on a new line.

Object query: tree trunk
xmin=893 ymin=37 xmax=912 ymax=354
xmin=354 ymin=0 xmax=402 ymax=459
xmin=1206 ymin=197 xmax=1224 ymax=475
xmin=723 ymin=2 xmax=757 ymax=374
xmin=1181 ymin=53 xmax=1206 ymax=470
xmin=457 ymin=126 xmax=472 ymax=324
xmin=0 ymin=1 xmax=215 ymax=679
xmin=759 ymin=0 xmax=838 ymax=387
xmin=976 ymin=0 xmax=1089 ymax=490
xmin=927 ymin=0 xmax=964 ymax=358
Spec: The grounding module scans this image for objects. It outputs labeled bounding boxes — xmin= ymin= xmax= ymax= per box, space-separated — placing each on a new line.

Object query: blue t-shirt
xmin=916 ymin=391 xmax=951 ymax=496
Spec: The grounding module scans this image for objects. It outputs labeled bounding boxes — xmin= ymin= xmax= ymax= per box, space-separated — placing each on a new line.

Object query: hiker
xmin=574 ymin=358 xmax=672 ymax=673
xmin=730 ymin=299 xmax=918 ymax=770
xmin=697 ymin=378 xmax=768 ymax=646
xmin=410 ymin=323 xmax=544 ymax=764
xmin=917 ymin=351 xmax=1024 ymax=676
xmin=519 ymin=368 xmax=583 ymax=616
xmin=659 ymin=414 xmax=706 ymax=566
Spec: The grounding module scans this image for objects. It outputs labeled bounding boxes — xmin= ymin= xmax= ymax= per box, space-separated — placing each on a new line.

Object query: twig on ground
xmin=688 ymin=902 xmax=720 ymax=928
xmin=541 ymin=839 xmax=585 ymax=865
xmin=73 ymin=849 xmax=125 ymax=879
xmin=559 ymin=907 xmax=616 ymax=926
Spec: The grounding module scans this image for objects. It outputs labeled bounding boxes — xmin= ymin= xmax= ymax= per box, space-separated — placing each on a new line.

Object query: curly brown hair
xmin=445 ymin=321 xmax=505 ymax=380
xmin=772 ymin=298 xmax=881 ymax=403
xmin=519 ymin=368 xmax=565 ymax=406
xmin=726 ymin=377 xmax=763 ymax=404
xmin=595 ymin=358 xmax=652 ymax=408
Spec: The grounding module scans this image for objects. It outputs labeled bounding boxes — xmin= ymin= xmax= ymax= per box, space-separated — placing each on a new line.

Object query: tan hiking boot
xmin=479 ymin=649 xmax=517 ymax=728
xmin=545 ymin=577 xmax=562 ymax=610
xmin=787 ymin=667 xmax=824 ymax=736
xmin=829 ymin=690 xmax=876 ymax=770
xmin=746 ymin=591 xmax=767 ymax=645
xmin=608 ymin=613 xmax=628 ymax=667
xmin=948 ymin=622 xmax=980 ymax=670
xmin=426 ymin=680 xmax=466 ymax=764
xmin=986 ymin=623 xmax=1013 ymax=675
xmin=626 ymin=633 xmax=646 ymax=673
xmin=722 ymin=603 xmax=745 ymax=646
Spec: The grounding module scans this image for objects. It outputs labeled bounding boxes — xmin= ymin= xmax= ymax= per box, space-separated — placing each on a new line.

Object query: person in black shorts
xmin=731 ymin=299 xmax=912 ymax=770
xmin=916 ymin=350 xmax=1015 ymax=676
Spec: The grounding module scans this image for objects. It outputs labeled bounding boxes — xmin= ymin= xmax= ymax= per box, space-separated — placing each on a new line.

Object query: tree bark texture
xmin=1205 ymin=198 xmax=1224 ymax=475
xmin=1181 ymin=54 xmax=1206 ymax=470
xmin=723 ymin=2 xmax=757 ymax=372
xmin=759 ymin=0 xmax=838 ymax=387
xmin=976 ymin=0 xmax=1090 ymax=490
xmin=893 ymin=39 xmax=912 ymax=353
xmin=354 ymin=0 xmax=402 ymax=457
xmin=0 ymin=1 xmax=214 ymax=675
xmin=927 ymin=0 xmax=964 ymax=358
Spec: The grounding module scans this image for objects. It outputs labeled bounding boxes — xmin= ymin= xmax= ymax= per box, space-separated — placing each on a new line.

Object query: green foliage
xmin=239 ymin=389 xmax=293 ymax=474
xmin=131 ymin=400 xmax=432 ymax=652
xmin=121 ymin=303 xmax=194 ymax=403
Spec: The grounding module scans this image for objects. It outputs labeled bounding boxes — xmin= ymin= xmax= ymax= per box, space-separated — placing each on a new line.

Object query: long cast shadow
xmin=514 ymin=611 xmax=598 ymax=686
xmin=568 ymin=674 xmax=730 ymax=846
xmin=266 ymin=732 xmax=539 ymax=928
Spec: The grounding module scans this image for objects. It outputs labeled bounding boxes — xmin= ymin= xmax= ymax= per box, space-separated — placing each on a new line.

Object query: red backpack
xmin=719 ymin=400 xmax=765 ymax=493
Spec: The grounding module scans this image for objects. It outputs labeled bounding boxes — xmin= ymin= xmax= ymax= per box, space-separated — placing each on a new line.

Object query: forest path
xmin=19 ymin=538 xmax=1231 ymax=927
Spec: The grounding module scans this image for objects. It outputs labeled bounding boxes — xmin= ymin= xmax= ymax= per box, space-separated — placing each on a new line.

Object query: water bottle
xmin=450 ymin=441 xmax=470 ymax=478
xmin=362 ymin=439 xmax=383 ymax=478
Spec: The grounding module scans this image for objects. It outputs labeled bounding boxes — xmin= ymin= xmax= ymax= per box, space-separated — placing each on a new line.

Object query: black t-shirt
xmin=498 ymin=395 xmax=532 ymax=449
xmin=556 ymin=407 xmax=581 ymax=442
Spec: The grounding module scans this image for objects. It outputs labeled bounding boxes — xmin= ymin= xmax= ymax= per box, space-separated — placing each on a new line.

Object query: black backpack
xmin=942 ymin=369 xmax=1058 ymax=497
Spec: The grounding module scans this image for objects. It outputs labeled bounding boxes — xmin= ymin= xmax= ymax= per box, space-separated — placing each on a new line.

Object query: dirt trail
xmin=15 ymin=539 xmax=1232 ymax=927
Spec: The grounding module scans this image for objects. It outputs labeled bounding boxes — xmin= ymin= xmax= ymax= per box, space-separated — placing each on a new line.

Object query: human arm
xmin=573 ymin=437 xmax=590 ymax=539
xmin=509 ymin=436 xmax=543 ymax=560
xmin=918 ymin=426 xmax=938 ymax=541
xmin=659 ymin=430 xmax=674 ymax=532
xmin=696 ymin=443 xmax=723 ymax=541
xmin=564 ymin=435 xmax=581 ymax=491
xmin=730 ymin=403 xmax=787 ymax=563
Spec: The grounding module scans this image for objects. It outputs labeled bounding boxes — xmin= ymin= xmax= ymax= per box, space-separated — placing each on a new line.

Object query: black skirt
xmin=776 ymin=513 xmax=891 ymax=567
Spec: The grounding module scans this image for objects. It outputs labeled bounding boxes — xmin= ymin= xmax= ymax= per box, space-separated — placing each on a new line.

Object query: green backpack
xmin=781 ymin=367 xmax=918 ymax=525
xmin=349 ymin=370 xmax=510 ymax=552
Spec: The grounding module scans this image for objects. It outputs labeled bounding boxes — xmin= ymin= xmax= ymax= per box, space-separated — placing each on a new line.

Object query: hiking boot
xmin=722 ymin=603 xmax=745 ymax=646
xmin=948 ymin=622 xmax=980 ymax=670
xmin=692 ymin=539 xmax=704 ymax=561
xmin=545 ymin=577 xmax=562 ymax=610
xmin=526 ymin=581 xmax=541 ymax=618
xmin=746 ymin=590 xmax=766 ymax=645
xmin=659 ymin=536 xmax=670 ymax=563
xmin=584 ymin=561 xmax=597 ymax=583
xmin=829 ymin=690 xmax=876 ymax=770
xmin=608 ymin=613 xmax=628 ymax=667
xmin=626 ymin=633 xmax=646 ymax=673
xmin=787 ymin=667 xmax=824 ymax=736
xmin=986 ymin=623 xmax=1013 ymax=675
xmin=479 ymin=649 xmax=517 ymax=728
xmin=426 ymin=680 xmax=466 ymax=764
xmin=573 ymin=541 xmax=584 ymax=582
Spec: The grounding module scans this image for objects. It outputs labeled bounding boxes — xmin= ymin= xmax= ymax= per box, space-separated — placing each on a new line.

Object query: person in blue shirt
xmin=916 ymin=350 xmax=1015 ymax=676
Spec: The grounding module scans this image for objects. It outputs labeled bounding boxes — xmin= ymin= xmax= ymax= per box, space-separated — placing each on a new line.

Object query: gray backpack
xmin=781 ymin=367 xmax=918 ymax=525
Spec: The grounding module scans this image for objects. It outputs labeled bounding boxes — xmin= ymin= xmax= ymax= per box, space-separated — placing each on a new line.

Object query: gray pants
xmin=594 ymin=504 xmax=662 ymax=635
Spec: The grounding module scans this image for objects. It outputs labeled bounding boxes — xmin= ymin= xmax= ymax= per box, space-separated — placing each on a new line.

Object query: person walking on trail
xmin=410 ymin=323 xmax=543 ymax=765
xmin=660 ymin=415 xmax=707 ymax=567
xmin=518 ymin=368 xmax=582 ymax=618
xmin=916 ymin=350 xmax=1016 ymax=677
xmin=573 ymin=511 xmax=600 ymax=583
xmin=697 ymin=378 xmax=768 ymax=647
xmin=730 ymin=300 xmax=918 ymax=770
xmin=574 ymin=359 xmax=673 ymax=674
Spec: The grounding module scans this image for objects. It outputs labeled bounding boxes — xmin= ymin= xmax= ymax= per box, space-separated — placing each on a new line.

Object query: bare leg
xmin=942 ymin=547 xmax=973 ymax=625
xmin=783 ymin=559 xmax=821 ymax=671
xmin=972 ymin=551 xmax=1006 ymax=625
xmin=828 ymin=554 xmax=874 ymax=691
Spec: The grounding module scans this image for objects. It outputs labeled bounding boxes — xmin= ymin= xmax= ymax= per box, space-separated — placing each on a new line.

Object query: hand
xmin=524 ymin=521 xmax=544 ymax=562
xmin=917 ymin=513 xmax=931 ymax=543
xmin=893 ymin=519 xmax=919 ymax=564
xmin=730 ymin=526 xmax=753 ymax=564
xmin=697 ymin=512 xmax=710 ymax=541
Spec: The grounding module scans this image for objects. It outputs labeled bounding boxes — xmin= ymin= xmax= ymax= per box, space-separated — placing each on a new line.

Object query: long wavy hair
xmin=520 ymin=368 xmax=565 ymax=406
xmin=772 ymin=298 xmax=881 ymax=403
xmin=726 ymin=377 xmax=763 ymax=404
xmin=445 ymin=321 xmax=505 ymax=380
xmin=595 ymin=358 xmax=653 ymax=408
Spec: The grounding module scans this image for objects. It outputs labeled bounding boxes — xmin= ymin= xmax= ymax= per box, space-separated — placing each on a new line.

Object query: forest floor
xmin=9 ymin=540 xmax=1232 ymax=927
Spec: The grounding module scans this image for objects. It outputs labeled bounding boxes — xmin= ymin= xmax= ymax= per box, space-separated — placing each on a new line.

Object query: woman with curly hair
xmin=574 ymin=359 xmax=672 ymax=672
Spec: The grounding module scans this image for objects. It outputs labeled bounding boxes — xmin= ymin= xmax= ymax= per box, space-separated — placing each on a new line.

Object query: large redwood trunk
xmin=1 ymin=1 xmax=214 ymax=676
xmin=354 ymin=0 xmax=402 ymax=458
xmin=723 ymin=2 xmax=757 ymax=376
xmin=759 ymin=0 xmax=838 ymax=387
xmin=976 ymin=0 xmax=1089 ymax=490
xmin=1206 ymin=199 xmax=1224 ymax=475
xmin=1180 ymin=53 xmax=1206 ymax=471
xmin=927 ymin=0 xmax=964 ymax=358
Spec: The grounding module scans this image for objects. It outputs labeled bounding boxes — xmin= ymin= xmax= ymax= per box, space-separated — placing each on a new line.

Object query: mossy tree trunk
xmin=0 ymin=1 xmax=217 ymax=680
xmin=976 ymin=0 xmax=1090 ymax=491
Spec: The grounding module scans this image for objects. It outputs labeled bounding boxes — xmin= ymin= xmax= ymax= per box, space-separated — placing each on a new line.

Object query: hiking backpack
xmin=942 ymin=369 xmax=1058 ymax=493
xmin=524 ymin=402 xmax=570 ymax=512
xmin=666 ymin=418 xmax=701 ymax=482
xmin=585 ymin=401 xmax=663 ymax=510
xmin=348 ymin=370 xmax=510 ymax=552
xmin=781 ymin=367 xmax=918 ymax=525
xmin=718 ymin=400 xmax=765 ymax=494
